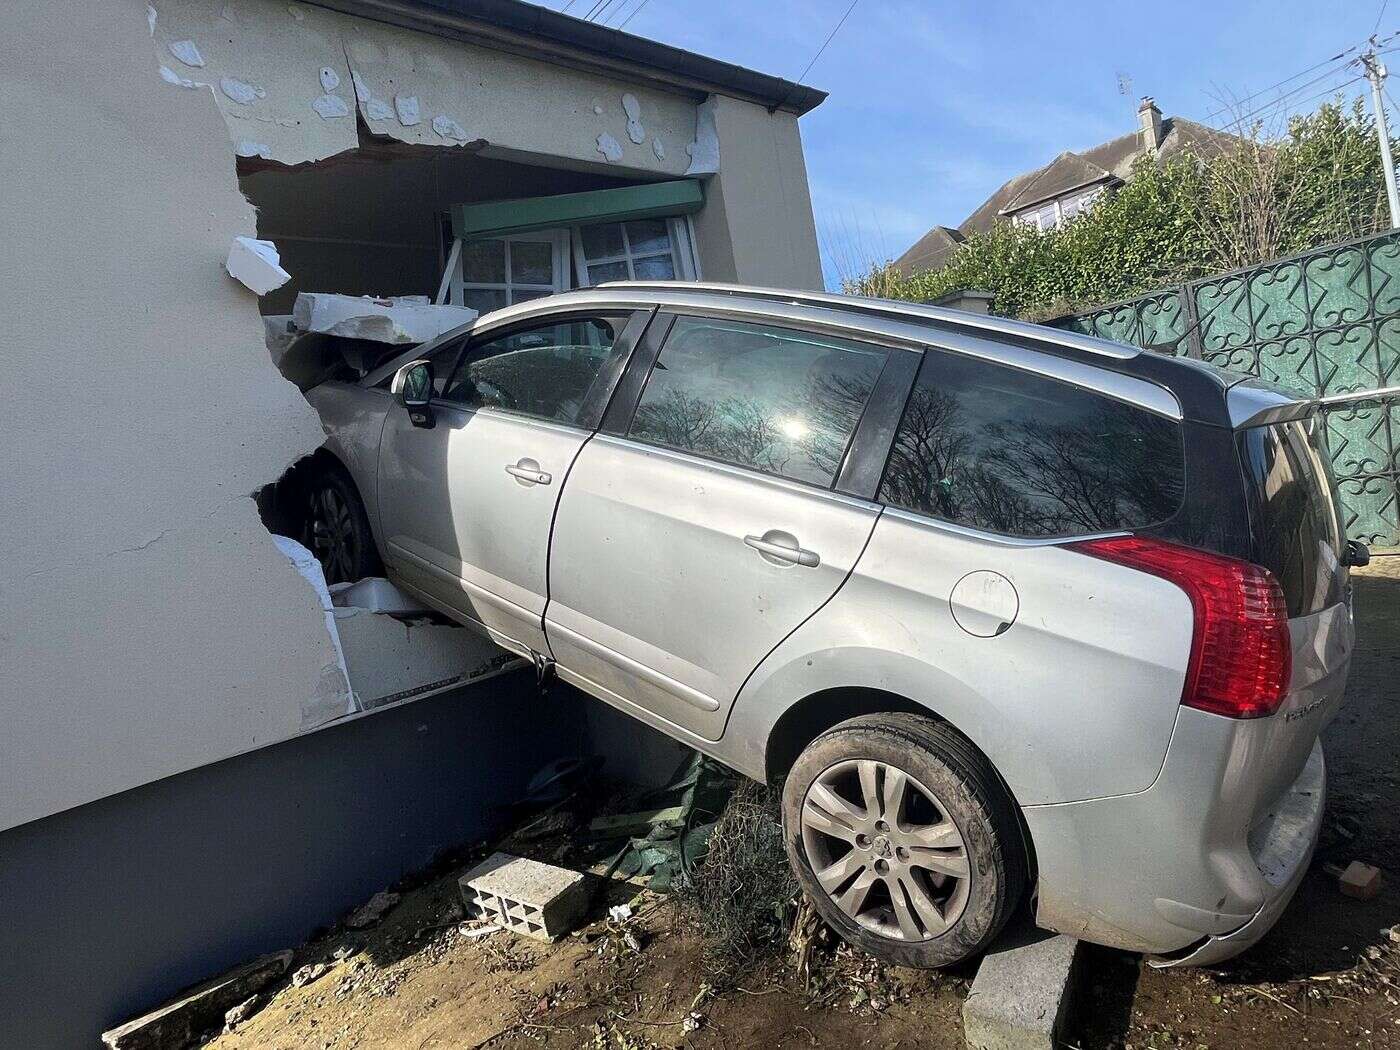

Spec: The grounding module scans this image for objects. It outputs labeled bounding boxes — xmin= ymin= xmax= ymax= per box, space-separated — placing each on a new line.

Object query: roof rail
xmin=597 ymin=281 xmax=1139 ymax=361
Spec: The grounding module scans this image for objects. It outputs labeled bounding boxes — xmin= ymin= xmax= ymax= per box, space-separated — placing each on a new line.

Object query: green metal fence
xmin=1052 ymin=228 xmax=1400 ymax=546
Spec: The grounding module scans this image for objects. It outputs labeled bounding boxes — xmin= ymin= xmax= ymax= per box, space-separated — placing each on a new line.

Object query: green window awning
xmin=450 ymin=179 xmax=704 ymax=240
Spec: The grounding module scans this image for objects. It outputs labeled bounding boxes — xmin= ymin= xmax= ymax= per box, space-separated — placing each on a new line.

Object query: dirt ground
xmin=209 ymin=561 xmax=1400 ymax=1050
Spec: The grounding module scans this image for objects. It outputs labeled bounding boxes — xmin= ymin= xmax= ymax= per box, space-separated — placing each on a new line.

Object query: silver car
xmin=295 ymin=282 xmax=1359 ymax=968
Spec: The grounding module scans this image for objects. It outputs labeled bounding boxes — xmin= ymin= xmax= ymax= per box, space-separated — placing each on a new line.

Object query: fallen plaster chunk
xmin=329 ymin=577 xmax=430 ymax=616
xmin=235 ymin=139 xmax=272 ymax=159
xmin=346 ymin=890 xmax=401 ymax=929
xmin=147 ymin=4 xmax=157 ymax=35
xmin=221 ymin=76 xmax=265 ymax=105
xmin=101 ymin=951 xmax=292 ymax=1050
xmin=351 ymin=70 xmax=371 ymax=102
xmin=312 ymin=93 xmax=350 ymax=119
xmin=364 ymin=97 xmax=394 ymax=121
xmin=596 ymin=132 xmax=623 ymax=163
xmin=169 ymin=39 xmax=204 ymax=67
xmin=684 ymin=96 xmax=720 ymax=175
xmin=394 ymin=94 xmax=420 ymax=126
xmin=433 ymin=114 xmax=468 ymax=142
xmin=653 ymin=138 xmax=665 ymax=162
xmin=292 ymin=292 xmax=476 ymax=345
xmin=226 ymin=236 xmax=291 ymax=295
xmin=319 ymin=66 xmax=341 ymax=92
xmin=622 ymin=93 xmax=645 ymax=144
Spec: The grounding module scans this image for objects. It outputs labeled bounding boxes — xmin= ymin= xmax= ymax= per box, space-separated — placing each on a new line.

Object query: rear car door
xmin=376 ymin=310 xmax=643 ymax=657
xmin=545 ymin=313 xmax=897 ymax=740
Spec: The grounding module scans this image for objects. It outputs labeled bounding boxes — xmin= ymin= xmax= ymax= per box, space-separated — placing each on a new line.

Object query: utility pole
xmin=1363 ymin=41 xmax=1400 ymax=228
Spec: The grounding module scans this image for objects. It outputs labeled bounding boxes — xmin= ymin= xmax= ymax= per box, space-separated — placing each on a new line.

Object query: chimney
xmin=1138 ymin=96 xmax=1163 ymax=152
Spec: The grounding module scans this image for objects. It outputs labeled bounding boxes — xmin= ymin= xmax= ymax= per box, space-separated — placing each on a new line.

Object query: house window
xmin=453 ymin=231 xmax=572 ymax=314
xmin=574 ymin=217 xmax=698 ymax=286
xmin=1014 ymin=186 xmax=1105 ymax=231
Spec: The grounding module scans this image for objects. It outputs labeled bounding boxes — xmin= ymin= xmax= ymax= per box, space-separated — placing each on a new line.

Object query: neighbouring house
xmin=894 ymin=96 xmax=1239 ymax=275
xmin=1 ymin=3 xmax=826 ymax=1047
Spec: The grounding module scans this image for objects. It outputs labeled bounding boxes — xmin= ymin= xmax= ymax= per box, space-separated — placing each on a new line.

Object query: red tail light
xmin=1070 ymin=536 xmax=1292 ymax=719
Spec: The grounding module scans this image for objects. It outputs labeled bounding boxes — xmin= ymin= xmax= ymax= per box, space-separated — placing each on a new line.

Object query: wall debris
xmin=226 ymin=236 xmax=292 ymax=295
xmin=685 ymin=96 xmax=720 ymax=176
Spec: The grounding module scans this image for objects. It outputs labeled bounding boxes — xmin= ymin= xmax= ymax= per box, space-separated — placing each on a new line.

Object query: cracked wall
xmin=0 ymin=0 xmax=350 ymax=833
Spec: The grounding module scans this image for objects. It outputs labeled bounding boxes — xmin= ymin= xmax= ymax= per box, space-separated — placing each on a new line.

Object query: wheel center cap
xmin=871 ymin=835 xmax=893 ymax=859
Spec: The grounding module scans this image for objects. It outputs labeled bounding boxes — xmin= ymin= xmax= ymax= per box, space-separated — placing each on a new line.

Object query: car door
xmin=376 ymin=310 xmax=644 ymax=658
xmin=544 ymin=313 xmax=896 ymax=740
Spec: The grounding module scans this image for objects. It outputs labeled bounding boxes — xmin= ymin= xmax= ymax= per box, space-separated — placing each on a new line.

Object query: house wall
xmin=0 ymin=0 xmax=357 ymax=835
xmin=690 ymin=95 xmax=825 ymax=291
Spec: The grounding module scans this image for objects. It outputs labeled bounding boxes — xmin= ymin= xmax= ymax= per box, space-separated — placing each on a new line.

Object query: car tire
xmin=781 ymin=712 xmax=1026 ymax=968
xmin=299 ymin=461 xmax=382 ymax=585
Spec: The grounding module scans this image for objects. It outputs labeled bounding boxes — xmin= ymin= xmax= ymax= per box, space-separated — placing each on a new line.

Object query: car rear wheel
xmin=300 ymin=462 xmax=381 ymax=585
xmin=781 ymin=712 xmax=1026 ymax=968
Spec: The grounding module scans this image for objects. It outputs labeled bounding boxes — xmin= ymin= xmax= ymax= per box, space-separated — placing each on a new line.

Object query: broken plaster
xmin=394 ymin=95 xmax=421 ymax=126
xmin=433 ymin=114 xmax=468 ymax=142
xmin=220 ymin=76 xmax=265 ymax=105
xmin=169 ymin=39 xmax=204 ymax=67
xmin=622 ymin=92 xmax=644 ymax=144
xmin=684 ymin=95 xmax=720 ymax=176
xmin=596 ymin=132 xmax=623 ymax=163
xmin=312 ymin=93 xmax=351 ymax=119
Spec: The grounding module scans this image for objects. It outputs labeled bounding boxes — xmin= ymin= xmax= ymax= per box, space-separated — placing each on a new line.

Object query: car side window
xmin=627 ymin=315 xmax=888 ymax=487
xmin=440 ymin=315 xmax=627 ymax=427
xmin=878 ymin=347 xmax=1185 ymax=537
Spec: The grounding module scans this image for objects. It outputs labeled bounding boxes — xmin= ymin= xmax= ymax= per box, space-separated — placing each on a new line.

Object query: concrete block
xmin=101 ymin=950 xmax=291 ymax=1049
xmin=459 ymin=852 xmax=588 ymax=942
xmin=962 ymin=932 xmax=1080 ymax=1050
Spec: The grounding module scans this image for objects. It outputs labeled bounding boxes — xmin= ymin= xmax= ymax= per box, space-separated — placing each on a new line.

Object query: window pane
xmin=463 ymin=288 xmax=508 ymax=315
xmin=586 ymin=261 xmax=629 ymax=285
xmin=628 ymin=316 xmax=887 ymax=487
xmin=634 ymin=254 xmax=675 ymax=280
xmin=511 ymin=288 xmax=553 ymax=304
xmin=441 ymin=316 xmax=625 ymax=425
xmin=510 ymin=240 xmax=554 ymax=285
xmin=879 ymin=350 xmax=1185 ymax=537
xmin=462 ymin=239 xmax=506 ymax=283
xmin=624 ymin=219 xmax=671 ymax=255
xmin=580 ymin=223 xmax=625 ymax=260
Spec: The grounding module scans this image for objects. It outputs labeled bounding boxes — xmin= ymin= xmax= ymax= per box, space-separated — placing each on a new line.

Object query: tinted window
xmin=1239 ymin=416 xmax=1345 ymax=616
xmin=879 ymin=349 xmax=1185 ymax=537
xmin=628 ymin=316 xmax=888 ymax=487
xmin=441 ymin=316 xmax=625 ymax=426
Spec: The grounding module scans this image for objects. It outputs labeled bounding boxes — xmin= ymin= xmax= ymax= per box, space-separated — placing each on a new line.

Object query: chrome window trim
xmin=587 ymin=432 xmax=883 ymax=513
xmin=426 ymin=399 xmax=595 ymax=440
xmin=881 ymin=506 xmax=1131 ymax=549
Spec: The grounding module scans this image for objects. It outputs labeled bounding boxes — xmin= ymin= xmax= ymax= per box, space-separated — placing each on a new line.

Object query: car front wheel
xmin=781 ymin=712 xmax=1026 ymax=968
xmin=299 ymin=463 xmax=381 ymax=585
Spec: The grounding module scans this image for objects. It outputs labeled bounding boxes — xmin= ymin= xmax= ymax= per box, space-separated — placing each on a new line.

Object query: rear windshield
xmin=1238 ymin=414 xmax=1346 ymax=617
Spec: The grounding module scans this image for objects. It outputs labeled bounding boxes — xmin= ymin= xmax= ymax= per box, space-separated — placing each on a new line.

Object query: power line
xmin=618 ymin=0 xmax=653 ymax=29
xmin=588 ymin=0 xmax=628 ymax=22
xmin=1201 ymin=49 xmax=1360 ymax=123
xmin=1217 ymin=65 xmax=1365 ymax=128
xmin=1376 ymin=0 xmax=1391 ymax=36
xmin=790 ymin=0 xmax=860 ymax=92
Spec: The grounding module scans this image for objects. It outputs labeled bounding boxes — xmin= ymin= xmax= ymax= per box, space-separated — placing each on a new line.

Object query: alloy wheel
xmin=799 ymin=759 xmax=970 ymax=941
xmin=306 ymin=485 xmax=356 ymax=584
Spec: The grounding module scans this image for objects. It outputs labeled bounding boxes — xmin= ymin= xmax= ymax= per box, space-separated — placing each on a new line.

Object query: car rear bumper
xmin=1148 ymin=738 xmax=1324 ymax=967
xmin=1023 ymin=716 xmax=1331 ymax=958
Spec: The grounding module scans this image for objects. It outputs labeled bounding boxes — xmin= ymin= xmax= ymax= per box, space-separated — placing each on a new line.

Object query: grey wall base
xmin=0 ymin=670 xmax=582 ymax=1050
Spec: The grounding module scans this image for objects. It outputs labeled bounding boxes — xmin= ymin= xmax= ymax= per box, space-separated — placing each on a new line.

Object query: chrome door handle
xmin=744 ymin=533 xmax=820 ymax=568
xmin=505 ymin=462 xmax=552 ymax=486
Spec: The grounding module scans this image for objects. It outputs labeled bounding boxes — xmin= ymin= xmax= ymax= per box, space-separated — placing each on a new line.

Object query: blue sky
xmin=534 ymin=0 xmax=1389 ymax=288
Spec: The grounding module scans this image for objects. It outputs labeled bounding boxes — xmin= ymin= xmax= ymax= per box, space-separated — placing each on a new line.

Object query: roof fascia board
xmin=308 ymin=0 xmax=827 ymax=115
